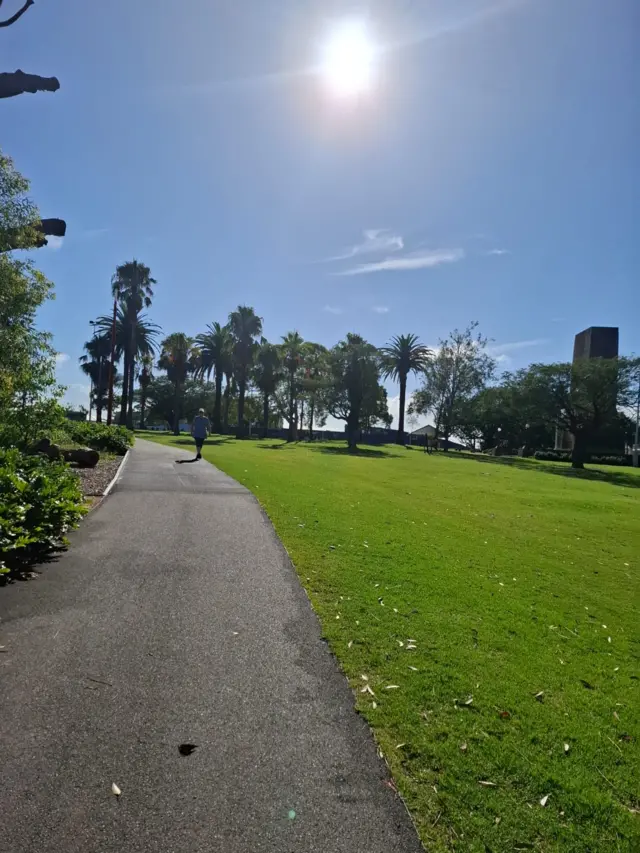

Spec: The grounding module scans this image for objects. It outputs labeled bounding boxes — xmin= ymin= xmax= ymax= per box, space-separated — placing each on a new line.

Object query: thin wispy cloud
xmin=335 ymin=247 xmax=464 ymax=276
xmin=327 ymin=229 xmax=404 ymax=262
xmin=55 ymin=352 xmax=70 ymax=364
xmin=486 ymin=248 xmax=509 ymax=256
xmin=488 ymin=339 xmax=549 ymax=356
xmin=323 ymin=305 xmax=343 ymax=315
xmin=45 ymin=235 xmax=64 ymax=250
xmin=371 ymin=305 xmax=390 ymax=314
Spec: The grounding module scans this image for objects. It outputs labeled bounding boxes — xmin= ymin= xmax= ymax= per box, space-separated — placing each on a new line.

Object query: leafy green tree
xmin=0 ymin=150 xmax=63 ymax=448
xmin=228 ymin=306 xmax=262 ymax=438
xmin=280 ymin=331 xmax=305 ymax=441
xmin=110 ymin=260 xmax=157 ymax=428
xmin=410 ymin=323 xmax=495 ymax=449
xmin=253 ymin=339 xmax=282 ymax=438
xmin=158 ymin=333 xmax=198 ymax=435
xmin=195 ymin=321 xmax=234 ymax=433
xmin=137 ymin=354 xmax=154 ymax=429
xmin=300 ymin=342 xmax=330 ymax=437
xmin=509 ymin=358 xmax=636 ymax=468
xmin=79 ymin=331 xmax=116 ymax=423
xmin=380 ymin=333 xmax=431 ymax=444
xmin=323 ymin=333 xmax=386 ymax=449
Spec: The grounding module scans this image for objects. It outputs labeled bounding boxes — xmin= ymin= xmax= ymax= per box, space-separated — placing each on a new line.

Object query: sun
xmin=321 ymin=21 xmax=376 ymax=97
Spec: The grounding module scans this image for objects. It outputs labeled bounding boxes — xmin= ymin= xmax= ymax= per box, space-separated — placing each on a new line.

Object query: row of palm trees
xmin=80 ymin=262 xmax=433 ymax=443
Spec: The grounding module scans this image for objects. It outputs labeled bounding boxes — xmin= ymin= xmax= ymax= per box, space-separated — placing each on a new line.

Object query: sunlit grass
xmin=141 ymin=433 xmax=640 ymax=851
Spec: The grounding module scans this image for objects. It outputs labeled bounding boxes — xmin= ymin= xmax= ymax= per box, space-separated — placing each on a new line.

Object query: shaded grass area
xmin=141 ymin=433 xmax=640 ymax=851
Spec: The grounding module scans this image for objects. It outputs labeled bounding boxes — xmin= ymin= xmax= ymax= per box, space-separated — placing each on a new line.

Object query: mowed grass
xmin=142 ymin=434 xmax=639 ymax=852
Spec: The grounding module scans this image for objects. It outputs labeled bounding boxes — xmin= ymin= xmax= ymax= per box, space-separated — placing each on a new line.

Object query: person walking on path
xmin=191 ymin=408 xmax=211 ymax=459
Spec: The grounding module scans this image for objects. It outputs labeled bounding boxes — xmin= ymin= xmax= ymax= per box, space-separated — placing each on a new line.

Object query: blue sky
xmin=3 ymin=0 xmax=639 ymax=423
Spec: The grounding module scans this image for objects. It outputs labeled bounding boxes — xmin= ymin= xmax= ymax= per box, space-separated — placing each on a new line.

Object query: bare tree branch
xmin=0 ymin=0 xmax=34 ymax=28
xmin=0 ymin=69 xmax=59 ymax=99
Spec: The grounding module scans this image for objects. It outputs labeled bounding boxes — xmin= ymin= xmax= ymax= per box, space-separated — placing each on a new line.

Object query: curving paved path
xmin=0 ymin=439 xmax=422 ymax=853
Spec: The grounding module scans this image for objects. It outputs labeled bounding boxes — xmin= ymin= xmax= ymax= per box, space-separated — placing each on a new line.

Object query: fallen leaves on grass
xmin=478 ymin=780 xmax=497 ymax=787
xmin=460 ymin=743 xmax=468 ymax=752
xmin=564 ymin=743 xmax=570 ymax=753
xmin=534 ymin=691 xmax=545 ymax=702
xmin=386 ymin=684 xmax=400 ymax=690
xmin=540 ymin=794 xmax=550 ymax=807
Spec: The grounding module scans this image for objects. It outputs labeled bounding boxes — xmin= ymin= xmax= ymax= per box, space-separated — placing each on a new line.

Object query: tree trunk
xmin=287 ymin=372 xmax=297 ymax=442
xmin=571 ymin=431 xmax=586 ymax=469
xmin=309 ymin=400 xmax=315 ymax=441
xmin=236 ymin=375 xmax=246 ymax=439
xmin=299 ymin=398 xmax=305 ymax=440
xmin=262 ymin=392 xmax=270 ymax=438
xmin=213 ymin=369 xmax=223 ymax=433
xmin=396 ymin=376 xmax=407 ymax=445
xmin=127 ymin=357 xmax=135 ymax=429
xmin=173 ymin=382 xmax=181 ymax=436
xmin=347 ymin=411 xmax=360 ymax=450
xmin=139 ymin=391 xmax=146 ymax=430
xmin=223 ymin=383 xmax=230 ymax=432
xmin=119 ymin=347 xmax=130 ymax=425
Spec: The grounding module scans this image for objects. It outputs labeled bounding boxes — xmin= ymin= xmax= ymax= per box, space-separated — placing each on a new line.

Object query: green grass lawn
xmin=141 ymin=433 xmax=639 ymax=852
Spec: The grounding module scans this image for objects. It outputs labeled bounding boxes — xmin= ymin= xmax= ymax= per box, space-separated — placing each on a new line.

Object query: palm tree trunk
xmin=309 ymin=399 xmax=315 ymax=440
xmin=173 ymin=381 xmax=181 ymax=436
xmin=262 ymin=392 xmax=270 ymax=439
xmin=236 ymin=376 xmax=246 ymax=439
xmin=213 ymin=369 xmax=223 ymax=433
xmin=140 ymin=390 xmax=146 ymax=430
xmin=119 ymin=347 xmax=130 ymax=425
xmin=127 ymin=357 xmax=135 ymax=429
xmin=396 ymin=376 xmax=407 ymax=445
xmin=96 ymin=357 xmax=104 ymax=423
xmin=287 ymin=371 xmax=297 ymax=442
xmin=299 ymin=398 xmax=305 ymax=440
xmin=223 ymin=381 xmax=231 ymax=432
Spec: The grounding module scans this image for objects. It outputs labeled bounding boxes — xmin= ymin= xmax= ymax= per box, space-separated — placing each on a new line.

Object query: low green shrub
xmin=66 ymin=422 xmax=133 ymax=455
xmin=534 ymin=450 xmax=572 ymax=463
xmin=534 ymin=449 xmax=631 ymax=466
xmin=0 ymin=449 xmax=86 ymax=577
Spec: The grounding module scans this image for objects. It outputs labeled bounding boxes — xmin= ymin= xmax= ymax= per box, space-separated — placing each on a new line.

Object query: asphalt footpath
xmin=0 ymin=438 xmax=423 ymax=853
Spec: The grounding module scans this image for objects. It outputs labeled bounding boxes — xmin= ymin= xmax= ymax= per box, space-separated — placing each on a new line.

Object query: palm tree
xmin=280 ymin=331 xmax=305 ymax=442
xmin=228 ymin=306 xmax=263 ymax=438
xmin=79 ymin=332 xmax=113 ymax=422
xmin=158 ymin=333 xmax=197 ymax=435
xmin=137 ymin=354 xmax=154 ymax=429
xmin=222 ymin=366 xmax=235 ymax=432
xmin=195 ymin=321 xmax=234 ymax=433
xmin=381 ymin=333 xmax=431 ymax=444
xmin=301 ymin=342 xmax=328 ymax=439
xmin=111 ymin=260 xmax=157 ymax=428
xmin=253 ymin=339 xmax=281 ymax=438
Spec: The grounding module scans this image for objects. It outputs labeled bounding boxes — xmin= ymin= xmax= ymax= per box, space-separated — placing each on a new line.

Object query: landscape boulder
xmin=28 ymin=438 xmax=99 ymax=468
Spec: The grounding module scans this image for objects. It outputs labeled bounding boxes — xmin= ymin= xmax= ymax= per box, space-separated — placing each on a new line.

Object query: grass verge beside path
xmin=141 ymin=433 xmax=639 ymax=852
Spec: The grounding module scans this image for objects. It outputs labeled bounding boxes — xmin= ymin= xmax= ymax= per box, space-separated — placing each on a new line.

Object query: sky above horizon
xmin=3 ymin=0 xmax=639 ymax=425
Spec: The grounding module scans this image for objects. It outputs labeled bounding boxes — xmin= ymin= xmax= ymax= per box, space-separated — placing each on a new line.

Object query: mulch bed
xmin=73 ymin=456 xmax=124 ymax=497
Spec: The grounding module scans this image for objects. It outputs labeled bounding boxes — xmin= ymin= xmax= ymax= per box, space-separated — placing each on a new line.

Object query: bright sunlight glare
xmin=320 ymin=21 xmax=376 ymax=97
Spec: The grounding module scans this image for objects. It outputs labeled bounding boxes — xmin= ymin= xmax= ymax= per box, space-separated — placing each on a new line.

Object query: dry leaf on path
xmin=111 ymin=783 xmax=121 ymax=796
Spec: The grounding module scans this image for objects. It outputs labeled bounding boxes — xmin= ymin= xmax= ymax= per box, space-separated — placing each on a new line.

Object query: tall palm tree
xmin=381 ymin=333 xmax=431 ymax=444
xmin=79 ymin=332 xmax=114 ymax=422
xmin=158 ymin=332 xmax=197 ymax=435
xmin=253 ymin=339 xmax=281 ymax=438
xmin=300 ymin=342 xmax=329 ymax=438
xmin=195 ymin=321 xmax=234 ymax=433
xmin=280 ymin=331 xmax=305 ymax=442
xmin=137 ymin=353 xmax=154 ymax=429
xmin=228 ymin=305 xmax=262 ymax=438
xmin=111 ymin=260 xmax=157 ymax=428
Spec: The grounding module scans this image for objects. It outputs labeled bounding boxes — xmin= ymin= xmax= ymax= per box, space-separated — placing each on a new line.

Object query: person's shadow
xmin=176 ymin=458 xmax=198 ymax=464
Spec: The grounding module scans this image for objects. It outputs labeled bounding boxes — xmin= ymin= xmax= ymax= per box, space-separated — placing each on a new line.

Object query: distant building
xmin=572 ymin=326 xmax=619 ymax=361
xmin=555 ymin=326 xmax=620 ymax=451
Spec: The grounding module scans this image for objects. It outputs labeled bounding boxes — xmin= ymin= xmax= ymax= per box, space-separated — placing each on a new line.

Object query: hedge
xmin=534 ymin=450 xmax=632 ymax=466
xmin=0 ymin=449 xmax=86 ymax=577
xmin=66 ymin=422 xmax=133 ymax=456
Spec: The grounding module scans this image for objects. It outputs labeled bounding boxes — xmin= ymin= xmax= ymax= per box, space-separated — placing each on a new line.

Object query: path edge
xmin=102 ymin=447 xmax=131 ymax=497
